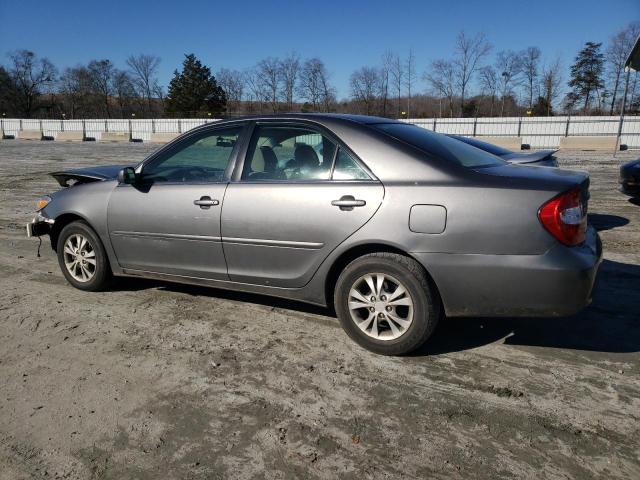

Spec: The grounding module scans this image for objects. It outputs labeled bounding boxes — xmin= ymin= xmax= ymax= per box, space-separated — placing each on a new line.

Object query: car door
xmin=107 ymin=124 xmax=245 ymax=279
xmin=221 ymin=122 xmax=384 ymax=288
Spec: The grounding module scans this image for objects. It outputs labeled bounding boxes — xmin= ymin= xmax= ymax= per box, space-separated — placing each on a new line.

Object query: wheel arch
xmin=323 ymin=242 xmax=442 ymax=310
xmin=49 ymin=212 xmax=96 ymax=252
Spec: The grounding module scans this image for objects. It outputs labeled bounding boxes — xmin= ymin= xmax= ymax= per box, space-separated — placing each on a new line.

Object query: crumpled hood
xmin=50 ymin=165 xmax=131 ymax=187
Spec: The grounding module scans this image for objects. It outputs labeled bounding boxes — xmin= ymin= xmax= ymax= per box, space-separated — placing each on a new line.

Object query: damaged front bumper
xmin=26 ymin=213 xmax=54 ymax=238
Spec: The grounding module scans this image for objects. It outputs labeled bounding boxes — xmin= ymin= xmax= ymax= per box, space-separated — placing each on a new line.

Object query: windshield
xmin=373 ymin=123 xmax=506 ymax=168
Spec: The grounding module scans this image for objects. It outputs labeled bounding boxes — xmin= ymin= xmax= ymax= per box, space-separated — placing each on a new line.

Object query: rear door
xmin=221 ymin=122 xmax=384 ymax=288
xmin=107 ymin=124 xmax=245 ymax=279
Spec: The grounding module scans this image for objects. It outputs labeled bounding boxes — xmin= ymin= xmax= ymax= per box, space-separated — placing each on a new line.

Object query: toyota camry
xmin=27 ymin=114 xmax=602 ymax=355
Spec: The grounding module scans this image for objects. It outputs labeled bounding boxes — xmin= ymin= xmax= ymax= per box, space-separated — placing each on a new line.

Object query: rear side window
xmin=333 ymin=148 xmax=370 ymax=180
xmin=373 ymin=123 xmax=506 ymax=168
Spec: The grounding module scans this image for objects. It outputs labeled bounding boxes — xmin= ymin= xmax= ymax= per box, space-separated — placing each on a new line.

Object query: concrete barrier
xmin=477 ymin=136 xmax=522 ymax=150
xmin=149 ymin=133 xmax=179 ymax=143
xmin=56 ymin=131 xmax=84 ymax=142
xmin=559 ymin=136 xmax=618 ymax=150
xmin=18 ymin=130 xmax=43 ymax=140
xmin=100 ymin=132 xmax=130 ymax=142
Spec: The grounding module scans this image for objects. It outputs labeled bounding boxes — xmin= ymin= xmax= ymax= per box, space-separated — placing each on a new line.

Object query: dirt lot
xmin=0 ymin=140 xmax=639 ymax=479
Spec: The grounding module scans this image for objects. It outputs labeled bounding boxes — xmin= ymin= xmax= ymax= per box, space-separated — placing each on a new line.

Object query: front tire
xmin=334 ymin=252 xmax=441 ymax=355
xmin=56 ymin=220 xmax=111 ymax=291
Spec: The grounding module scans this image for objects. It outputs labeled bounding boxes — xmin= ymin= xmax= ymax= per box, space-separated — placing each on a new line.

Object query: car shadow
xmin=112 ymin=276 xmax=331 ymax=317
xmin=588 ymin=213 xmax=629 ymax=231
xmin=111 ymin=259 xmax=639 ymax=355
xmin=628 ymin=197 xmax=640 ymax=206
xmin=414 ymin=259 xmax=640 ymax=355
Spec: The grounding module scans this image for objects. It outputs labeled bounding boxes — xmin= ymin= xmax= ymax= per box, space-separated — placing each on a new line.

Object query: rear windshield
xmin=447 ymin=134 xmax=512 ymax=156
xmin=373 ymin=123 xmax=506 ymax=168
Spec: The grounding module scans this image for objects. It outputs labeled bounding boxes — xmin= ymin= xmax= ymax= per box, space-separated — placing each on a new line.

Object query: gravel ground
xmin=0 ymin=140 xmax=639 ymax=480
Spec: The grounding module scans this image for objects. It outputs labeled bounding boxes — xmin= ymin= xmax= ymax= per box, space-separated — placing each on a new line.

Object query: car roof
xmin=214 ymin=113 xmax=402 ymax=126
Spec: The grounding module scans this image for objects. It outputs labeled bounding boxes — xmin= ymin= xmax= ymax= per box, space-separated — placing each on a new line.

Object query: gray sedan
xmin=27 ymin=114 xmax=602 ymax=355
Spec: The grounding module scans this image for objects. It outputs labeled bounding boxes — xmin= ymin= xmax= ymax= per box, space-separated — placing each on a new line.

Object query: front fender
xmin=41 ymin=180 xmax=122 ymax=274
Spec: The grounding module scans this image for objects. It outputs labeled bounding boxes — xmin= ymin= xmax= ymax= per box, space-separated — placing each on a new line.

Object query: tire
xmin=334 ymin=252 xmax=441 ymax=355
xmin=56 ymin=220 xmax=111 ymax=291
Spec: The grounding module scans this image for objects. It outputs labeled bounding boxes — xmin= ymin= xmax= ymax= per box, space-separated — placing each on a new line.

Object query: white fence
xmin=403 ymin=116 xmax=640 ymax=149
xmin=1 ymin=116 xmax=640 ymax=149
xmin=0 ymin=118 xmax=221 ymax=142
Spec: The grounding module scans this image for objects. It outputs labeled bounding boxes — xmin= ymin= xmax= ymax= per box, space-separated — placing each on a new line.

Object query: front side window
xmin=142 ymin=127 xmax=242 ymax=183
xmin=242 ymin=125 xmax=338 ymax=181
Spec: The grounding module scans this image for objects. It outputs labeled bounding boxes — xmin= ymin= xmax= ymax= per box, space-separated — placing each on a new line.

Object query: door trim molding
xmin=221 ymin=236 xmax=324 ymax=250
xmin=111 ymin=230 xmax=221 ymax=243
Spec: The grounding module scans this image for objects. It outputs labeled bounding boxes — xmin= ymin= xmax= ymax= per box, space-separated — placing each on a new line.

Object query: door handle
xmin=331 ymin=195 xmax=366 ymax=211
xmin=194 ymin=196 xmax=219 ymax=209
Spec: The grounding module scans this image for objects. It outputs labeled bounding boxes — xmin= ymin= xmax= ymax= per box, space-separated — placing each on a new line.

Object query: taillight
xmin=538 ymin=187 xmax=587 ymax=246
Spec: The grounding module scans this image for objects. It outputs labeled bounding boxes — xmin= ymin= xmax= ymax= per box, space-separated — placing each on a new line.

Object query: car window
xmin=373 ymin=123 xmax=506 ymax=168
xmin=142 ymin=127 xmax=242 ymax=183
xmin=448 ymin=134 xmax=512 ymax=156
xmin=241 ymin=125 xmax=337 ymax=181
xmin=333 ymin=148 xmax=371 ymax=180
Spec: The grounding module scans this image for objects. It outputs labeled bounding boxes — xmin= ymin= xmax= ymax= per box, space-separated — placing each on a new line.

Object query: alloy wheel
xmin=347 ymin=273 xmax=414 ymax=340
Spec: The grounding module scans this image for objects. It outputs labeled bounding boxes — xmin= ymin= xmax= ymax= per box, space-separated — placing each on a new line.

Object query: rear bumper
xmin=412 ymin=226 xmax=602 ymax=317
xmin=26 ymin=213 xmax=54 ymax=238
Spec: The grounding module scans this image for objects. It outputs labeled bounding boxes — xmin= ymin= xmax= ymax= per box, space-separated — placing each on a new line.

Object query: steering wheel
xmin=180 ymin=166 xmax=209 ymax=182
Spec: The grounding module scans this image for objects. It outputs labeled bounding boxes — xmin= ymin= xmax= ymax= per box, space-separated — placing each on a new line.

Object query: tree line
xmin=0 ymin=22 xmax=638 ymax=119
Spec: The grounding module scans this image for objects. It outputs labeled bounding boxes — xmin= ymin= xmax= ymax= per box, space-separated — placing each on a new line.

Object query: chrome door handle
xmin=331 ymin=195 xmax=366 ymax=211
xmin=194 ymin=196 xmax=219 ymax=209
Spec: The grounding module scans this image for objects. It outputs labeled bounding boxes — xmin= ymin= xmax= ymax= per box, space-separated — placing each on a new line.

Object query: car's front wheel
xmin=334 ymin=252 xmax=441 ymax=355
xmin=56 ymin=220 xmax=111 ymax=291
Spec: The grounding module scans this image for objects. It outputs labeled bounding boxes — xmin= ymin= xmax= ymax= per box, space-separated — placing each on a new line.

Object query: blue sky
xmin=1 ymin=0 xmax=638 ymax=98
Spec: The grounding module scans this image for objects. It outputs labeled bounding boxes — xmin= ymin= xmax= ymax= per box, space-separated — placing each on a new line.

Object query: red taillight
xmin=538 ymin=187 xmax=587 ymax=246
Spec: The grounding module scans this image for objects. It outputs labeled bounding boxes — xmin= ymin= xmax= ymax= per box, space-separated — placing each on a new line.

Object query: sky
xmin=0 ymin=0 xmax=638 ymax=99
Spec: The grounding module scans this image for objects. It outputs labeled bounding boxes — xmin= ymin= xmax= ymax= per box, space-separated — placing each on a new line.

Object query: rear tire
xmin=56 ymin=220 xmax=111 ymax=291
xmin=334 ymin=252 xmax=441 ymax=355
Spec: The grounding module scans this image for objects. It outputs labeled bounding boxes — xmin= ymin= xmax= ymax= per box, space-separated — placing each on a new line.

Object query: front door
xmin=221 ymin=123 xmax=384 ymax=288
xmin=108 ymin=125 xmax=244 ymax=279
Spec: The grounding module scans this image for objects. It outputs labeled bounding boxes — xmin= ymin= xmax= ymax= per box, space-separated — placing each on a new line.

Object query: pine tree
xmin=165 ymin=54 xmax=226 ymax=117
xmin=567 ymin=42 xmax=604 ymax=114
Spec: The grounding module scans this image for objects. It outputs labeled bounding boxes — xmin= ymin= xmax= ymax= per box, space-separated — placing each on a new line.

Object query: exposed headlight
xmin=36 ymin=195 xmax=51 ymax=211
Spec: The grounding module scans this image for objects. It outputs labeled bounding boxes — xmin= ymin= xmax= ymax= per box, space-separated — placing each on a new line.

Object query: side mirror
xmin=117 ymin=167 xmax=137 ymax=184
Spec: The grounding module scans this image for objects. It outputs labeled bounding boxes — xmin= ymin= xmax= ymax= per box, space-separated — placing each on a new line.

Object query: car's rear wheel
xmin=56 ymin=221 xmax=111 ymax=291
xmin=334 ymin=252 xmax=441 ymax=355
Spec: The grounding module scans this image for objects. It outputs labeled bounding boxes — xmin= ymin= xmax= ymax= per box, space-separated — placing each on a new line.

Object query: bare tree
xmin=113 ymin=69 xmax=136 ymax=117
xmin=495 ymin=50 xmax=522 ymax=116
xmin=606 ymin=22 xmax=640 ymax=114
xmin=424 ymin=60 xmax=456 ymax=117
xmin=126 ymin=54 xmax=161 ymax=116
xmin=299 ymin=58 xmax=333 ymax=112
xmin=88 ymin=59 xmax=114 ymax=118
xmin=279 ymin=52 xmax=300 ymax=111
xmin=8 ymin=50 xmax=57 ymax=117
xmin=403 ymin=49 xmax=417 ymax=117
xmin=59 ymin=66 xmax=93 ymax=118
xmin=453 ymin=31 xmax=492 ymax=116
xmin=541 ymin=58 xmax=563 ymax=116
xmin=217 ymin=68 xmax=245 ymax=114
xmin=244 ymin=67 xmax=266 ymax=113
xmin=520 ymin=46 xmax=541 ymax=110
xmin=256 ymin=57 xmax=281 ymax=113
xmin=379 ymin=52 xmax=392 ymax=116
xmin=479 ymin=66 xmax=498 ymax=116
xmin=350 ymin=67 xmax=380 ymax=115
xmin=388 ymin=52 xmax=404 ymax=116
